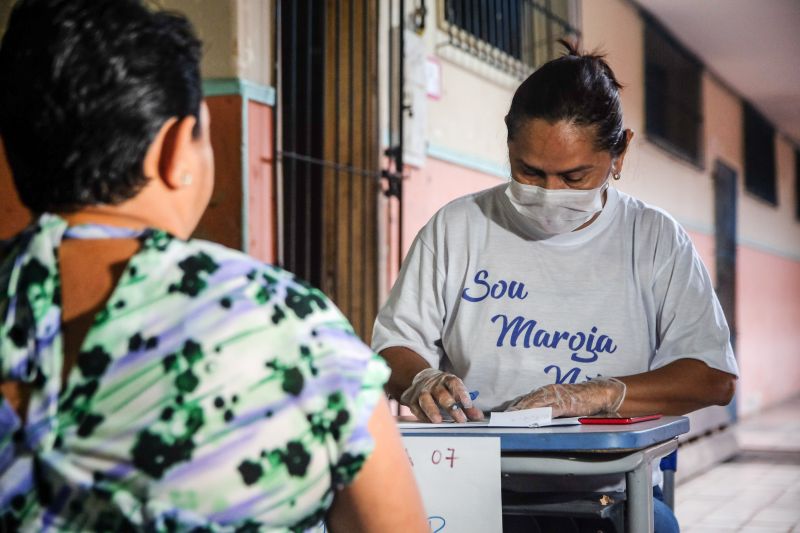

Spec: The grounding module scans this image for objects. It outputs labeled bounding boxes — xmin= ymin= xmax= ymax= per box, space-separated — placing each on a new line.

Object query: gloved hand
xmin=506 ymin=377 xmax=626 ymax=417
xmin=400 ymin=368 xmax=485 ymax=423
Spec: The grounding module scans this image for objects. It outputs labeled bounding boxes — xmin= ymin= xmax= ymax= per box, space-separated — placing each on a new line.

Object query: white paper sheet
xmin=397 ymin=407 xmax=582 ymax=429
xmin=398 ymin=420 xmax=492 ymax=429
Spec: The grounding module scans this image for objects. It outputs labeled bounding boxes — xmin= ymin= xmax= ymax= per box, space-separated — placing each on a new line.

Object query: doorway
xmin=276 ymin=0 xmax=382 ymax=340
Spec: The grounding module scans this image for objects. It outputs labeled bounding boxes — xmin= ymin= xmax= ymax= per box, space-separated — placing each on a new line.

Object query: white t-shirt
xmin=373 ymin=183 xmax=739 ymax=412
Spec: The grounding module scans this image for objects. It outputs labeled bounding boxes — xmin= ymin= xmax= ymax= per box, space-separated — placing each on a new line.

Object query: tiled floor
xmin=675 ymin=396 xmax=800 ymax=533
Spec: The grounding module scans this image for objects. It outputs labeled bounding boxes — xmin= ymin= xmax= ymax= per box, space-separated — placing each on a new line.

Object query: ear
xmin=613 ymin=129 xmax=635 ymax=173
xmin=143 ymin=115 xmax=199 ymax=190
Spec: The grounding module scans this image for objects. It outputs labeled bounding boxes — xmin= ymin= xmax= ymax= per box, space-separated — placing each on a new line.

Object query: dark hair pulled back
xmin=505 ymin=39 xmax=628 ymax=157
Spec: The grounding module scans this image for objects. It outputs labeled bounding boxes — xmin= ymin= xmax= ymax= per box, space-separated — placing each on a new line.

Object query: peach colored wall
xmin=383 ymin=159 xmax=502 ymax=297
xmin=401 ymin=159 xmax=504 ymax=256
xmin=736 ymin=245 xmax=800 ymax=416
xmin=0 ymin=4 xmax=25 ymax=239
xmin=704 ymin=77 xmax=743 ymax=179
xmin=247 ymin=100 xmax=276 ymax=264
xmin=582 ymin=0 xmax=714 ymax=233
xmin=194 ymin=95 xmax=244 ymax=249
xmin=0 ymin=141 xmax=31 ymax=239
xmin=581 ymin=0 xmax=645 ymax=134
xmin=688 ymin=231 xmax=716 ymax=280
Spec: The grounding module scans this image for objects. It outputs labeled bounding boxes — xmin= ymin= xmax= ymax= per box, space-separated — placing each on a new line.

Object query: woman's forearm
xmin=379 ymin=350 xmax=737 ymax=416
xmin=378 ymin=346 xmax=432 ymax=401
xmin=616 ymin=358 xmax=737 ymax=416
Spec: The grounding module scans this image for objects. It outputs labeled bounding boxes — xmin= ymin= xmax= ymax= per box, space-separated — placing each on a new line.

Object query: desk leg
xmin=626 ymin=454 xmax=654 ymax=533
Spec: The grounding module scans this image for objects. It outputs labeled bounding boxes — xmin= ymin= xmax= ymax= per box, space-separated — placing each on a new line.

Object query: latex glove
xmin=506 ymin=378 xmax=626 ymax=417
xmin=400 ymin=368 xmax=485 ymax=423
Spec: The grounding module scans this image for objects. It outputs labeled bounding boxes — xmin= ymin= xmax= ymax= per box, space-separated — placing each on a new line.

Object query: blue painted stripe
xmin=426 ymin=143 xmax=509 ymax=179
xmin=676 ymin=218 xmax=800 ymax=262
xmin=736 ymin=236 xmax=800 ymax=262
xmin=202 ymin=78 xmax=276 ymax=106
xmin=239 ymin=79 xmax=276 ymax=106
xmin=202 ymin=78 xmax=241 ymax=98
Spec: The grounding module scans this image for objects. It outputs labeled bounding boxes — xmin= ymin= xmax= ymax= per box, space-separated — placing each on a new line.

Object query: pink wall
xmin=384 ymin=158 xmax=502 ymax=289
xmin=401 ymin=158 xmax=503 ymax=256
xmin=688 ymin=231 xmax=717 ymax=281
xmin=247 ymin=100 xmax=276 ymax=264
xmin=385 ymin=157 xmax=500 ymax=286
xmin=736 ymin=245 xmax=800 ymax=414
xmin=689 ymin=229 xmax=800 ymax=414
xmin=393 ymin=157 xmax=800 ymax=416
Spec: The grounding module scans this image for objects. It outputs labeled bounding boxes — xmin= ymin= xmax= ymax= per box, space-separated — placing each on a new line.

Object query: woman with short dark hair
xmin=0 ymin=1 xmax=427 ymax=531
xmin=373 ymin=41 xmax=739 ymax=533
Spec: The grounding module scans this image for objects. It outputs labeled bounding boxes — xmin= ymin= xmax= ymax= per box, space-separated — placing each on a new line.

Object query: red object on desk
xmin=578 ymin=414 xmax=662 ymax=425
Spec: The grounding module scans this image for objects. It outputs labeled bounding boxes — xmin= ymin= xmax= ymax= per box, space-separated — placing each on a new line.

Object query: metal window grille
xmin=743 ymin=102 xmax=777 ymax=205
xmin=644 ymin=16 xmax=703 ymax=165
xmin=438 ymin=0 xmax=580 ymax=79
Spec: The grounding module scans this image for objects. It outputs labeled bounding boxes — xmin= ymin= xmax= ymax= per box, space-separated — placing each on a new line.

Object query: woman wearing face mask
xmin=372 ymin=41 xmax=738 ymax=531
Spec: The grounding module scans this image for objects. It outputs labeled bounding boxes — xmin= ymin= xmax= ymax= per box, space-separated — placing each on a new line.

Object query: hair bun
xmin=558 ymin=37 xmax=582 ymax=57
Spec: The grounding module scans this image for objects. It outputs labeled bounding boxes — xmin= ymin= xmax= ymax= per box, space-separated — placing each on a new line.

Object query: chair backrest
xmin=659 ymin=450 xmax=678 ymax=510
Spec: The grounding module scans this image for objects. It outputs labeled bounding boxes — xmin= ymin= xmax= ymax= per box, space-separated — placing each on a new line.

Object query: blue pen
xmin=450 ymin=390 xmax=479 ymax=411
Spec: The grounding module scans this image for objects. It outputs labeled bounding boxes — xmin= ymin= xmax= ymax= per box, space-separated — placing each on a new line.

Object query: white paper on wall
xmin=403 ymin=30 xmax=428 ymax=168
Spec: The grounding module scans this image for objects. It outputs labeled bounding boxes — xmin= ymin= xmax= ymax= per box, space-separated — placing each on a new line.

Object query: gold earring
xmin=612 ymin=171 xmax=621 ymax=181
xmin=181 ymin=173 xmax=193 ymax=186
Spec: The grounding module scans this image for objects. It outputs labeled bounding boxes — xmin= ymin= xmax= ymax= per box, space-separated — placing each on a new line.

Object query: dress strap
xmin=64 ymin=224 xmax=147 ymax=240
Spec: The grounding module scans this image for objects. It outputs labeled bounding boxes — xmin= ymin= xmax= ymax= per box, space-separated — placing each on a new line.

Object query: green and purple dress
xmin=0 ymin=213 xmax=389 ymax=532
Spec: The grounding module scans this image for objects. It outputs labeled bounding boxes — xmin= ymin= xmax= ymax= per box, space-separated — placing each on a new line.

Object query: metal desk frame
xmin=400 ymin=416 xmax=689 ymax=533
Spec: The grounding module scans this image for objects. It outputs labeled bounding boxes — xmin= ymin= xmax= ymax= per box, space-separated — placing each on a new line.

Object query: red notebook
xmin=578 ymin=414 xmax=662 ymax=425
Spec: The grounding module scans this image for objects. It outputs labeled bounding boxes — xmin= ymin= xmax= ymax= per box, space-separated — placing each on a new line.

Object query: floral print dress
xmin=0 ymin=214 xmax=390 ymax=532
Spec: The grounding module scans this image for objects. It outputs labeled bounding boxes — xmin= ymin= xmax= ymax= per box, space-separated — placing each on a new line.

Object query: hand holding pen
xmin=449 ymin=390 xmax=480 ymax=421
xmin=400 ymin=368 xmax=484 ymax=423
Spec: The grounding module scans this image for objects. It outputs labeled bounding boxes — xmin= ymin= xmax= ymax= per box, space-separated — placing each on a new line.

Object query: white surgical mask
xmin=505 ymin=178 xmax=610 ymax=236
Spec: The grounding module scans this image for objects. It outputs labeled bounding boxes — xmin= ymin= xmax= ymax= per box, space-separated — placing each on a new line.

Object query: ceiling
xmin=634 ymin=0 xmax=800 ymax=145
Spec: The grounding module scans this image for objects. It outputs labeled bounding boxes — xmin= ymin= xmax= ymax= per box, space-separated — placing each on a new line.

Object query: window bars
xmin=438 ymin=0 xmax=580 ymax=80
xmin=276 ymin=0 xmax=382 ymax=340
